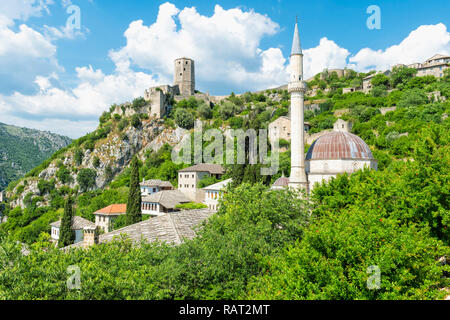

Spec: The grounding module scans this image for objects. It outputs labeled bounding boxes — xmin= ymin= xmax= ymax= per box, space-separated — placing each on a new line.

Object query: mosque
xmin=273 ymin=21 xmax=378 ymax=193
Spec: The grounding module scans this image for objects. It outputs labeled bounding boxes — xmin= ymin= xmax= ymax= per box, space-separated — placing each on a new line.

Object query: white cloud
xmin=0 ymin=0 xmax=53 ymax=23
xmin=43 ymin=24 xmax=88 ymax=40
xmin=110 ymin=2 xmax=285 ymax=93
xmin=0 ymin=1 xmax=449 ymax=140
xmin=303 ymin=37 xmax=351 ymax=79
xmin=0 ymin=64 xmax=157 ymax=121
xmin=0 ymin=17 xmax=61 ymax=94
xmin=349 ymin=23 xmax=450 ymax=72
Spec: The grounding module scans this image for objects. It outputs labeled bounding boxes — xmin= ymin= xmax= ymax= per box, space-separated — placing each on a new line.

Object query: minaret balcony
xmin=288 ymin=81 xmax=307 ymax=93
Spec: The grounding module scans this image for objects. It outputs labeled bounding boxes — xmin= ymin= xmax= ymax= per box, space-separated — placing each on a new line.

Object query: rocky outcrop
xmin=6 ymin=118 xmax=190 ymax=209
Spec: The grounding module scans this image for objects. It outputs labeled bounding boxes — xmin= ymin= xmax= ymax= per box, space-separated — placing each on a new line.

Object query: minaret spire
xmin=288 ymin=19 xmax=309 ymax=193
xmin=291 ymin=18 xmax=302 ymax=55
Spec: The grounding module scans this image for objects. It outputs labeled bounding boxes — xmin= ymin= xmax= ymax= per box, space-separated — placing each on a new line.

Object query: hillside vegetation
xmin=0 ymin=123 xmax=71 ymax=190
xmin=0 ymin=66 xmax=449 ymax=299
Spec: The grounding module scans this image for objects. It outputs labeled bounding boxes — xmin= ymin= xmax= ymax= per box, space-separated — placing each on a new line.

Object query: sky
xmin=0 ymin=0 xmax=449 ymax=138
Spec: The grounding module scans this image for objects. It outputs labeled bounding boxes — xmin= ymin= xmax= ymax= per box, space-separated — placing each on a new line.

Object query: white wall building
xmin=178 ymin=164 xmax=225 ymax=202
xmin=141 ymin=190 xmax=191 ymax=216
xmin=140 ymin=179 xmax=174 ymax=196
xmin=50 ymin=216 xmax=95 ymax=244
xmin=203 ymin=178 xmax=232 ymax=212
xmin=93 ymin=204 xmax=127 ymax=233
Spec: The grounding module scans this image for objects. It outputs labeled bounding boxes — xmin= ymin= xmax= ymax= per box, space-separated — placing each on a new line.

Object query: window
xmin=192 ymin=174 xmax=194 ymax=178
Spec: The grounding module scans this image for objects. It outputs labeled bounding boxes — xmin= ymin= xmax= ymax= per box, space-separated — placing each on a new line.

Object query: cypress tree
xmin=58 ymin=197 xmax=75 ymax=248
xmin=126 ymin=156 xmax=142 ymax=225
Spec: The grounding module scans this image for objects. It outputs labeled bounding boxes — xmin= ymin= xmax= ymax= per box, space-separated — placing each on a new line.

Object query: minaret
xmin=288 ymin=19 xmax=309 ymax=192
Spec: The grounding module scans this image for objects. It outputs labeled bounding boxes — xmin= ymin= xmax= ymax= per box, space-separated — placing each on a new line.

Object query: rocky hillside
xmin=0 ymin=123 xmax=72 ymax=190
xmin=4 ymin=112 xmax=188 ymax=209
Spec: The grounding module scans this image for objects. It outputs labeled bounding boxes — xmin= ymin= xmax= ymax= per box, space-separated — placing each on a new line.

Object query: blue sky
xmin=0 ymin=0 xmax=449 ymax=138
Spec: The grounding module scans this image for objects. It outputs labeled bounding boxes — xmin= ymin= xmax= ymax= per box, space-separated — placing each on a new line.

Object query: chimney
xmin=83 ymin=226 xmax=98 ymax=248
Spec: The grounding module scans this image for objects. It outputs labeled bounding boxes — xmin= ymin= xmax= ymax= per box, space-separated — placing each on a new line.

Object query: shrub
xmin=56 ymin=167 xmax=73 ymax=184
xmin=118 ymin=118 xmax=129 ymax=131
xmin=175 ymin=202 xmax=208 ymax=210
xmin=93 ymin=156 xmax=100 ymax=168
xmin=132 ymin=97 xmax=147 ymax=110
xmin=74 ymin=149 xmax=83 ymax=165
xmin=131 ymin=114 xmax=141 ymax=128
xmin=173 ymin=108 xmax=194 ymax=129
xmin=77 ymin=168 xmax=97 ymax=192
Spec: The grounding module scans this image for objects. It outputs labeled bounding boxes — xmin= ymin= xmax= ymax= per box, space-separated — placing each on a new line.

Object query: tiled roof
xmin=306 ymin=131 xmax=374 ymax=160
xmin=94 ymin=204 xmax=127 ymax=216
xmin=203 ymin=178 xmax=232 ymax=191
xmin=140 ymin=179 xmax=173 ymax=188
xmin=178 ymin=163 xmax=224 ymax=174
xmin=50 ymin=216 xmax=95 ymax=230
xmin=142 ymin=190 xmax=191 ymax=209
xmin=66 ymin=209 xmax=213 ymax=248
xmin=273 ymin=176 xmax=290 ymax=187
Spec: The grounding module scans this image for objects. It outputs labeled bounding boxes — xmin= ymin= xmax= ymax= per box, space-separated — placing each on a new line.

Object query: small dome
xmin=306 ymin=131 xmax=374 ymax=160
xmin=273 ymin=176 xmax=290 ymax=187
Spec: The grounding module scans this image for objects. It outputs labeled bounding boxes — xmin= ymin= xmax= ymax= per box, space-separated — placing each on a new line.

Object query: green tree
xmin=126 ymin=156 xmax=142 ymax=225
xmin=371 ymin=73 xmax=390 ymax=88
xmin=77 ymin=168 xmax=97 ymax=192
xmin=131 ymin=114 xmax=141 ymax=128
xmin=397 ymin=88 xmax=427 ymax=108
xmin=198 ymin=101 xmax=212 ymax=119
xmin=74 ymin=149 xmax=83 ymax=165
xmin=173 ymin=108 xmax=195 ymax=129
xmin=58 ymin=197 xmax=75 ymax=248
xmin=390 ymin=66 xmax=417 ymax=88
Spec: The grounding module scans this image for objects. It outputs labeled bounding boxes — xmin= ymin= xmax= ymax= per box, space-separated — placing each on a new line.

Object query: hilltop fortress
xmin=112 ymin=57 xmax=226 ymax=119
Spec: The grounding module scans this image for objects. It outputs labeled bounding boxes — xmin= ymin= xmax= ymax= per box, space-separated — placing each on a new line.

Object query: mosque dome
xmin=306 ymin=131 xmax=374 ymax=160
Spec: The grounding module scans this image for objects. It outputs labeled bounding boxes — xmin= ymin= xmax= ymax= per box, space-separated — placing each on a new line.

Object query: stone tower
xmin=288 ymin=20 xmax=309 ymax=192
xmin=174 ymin=57 xmax=195 ymax=96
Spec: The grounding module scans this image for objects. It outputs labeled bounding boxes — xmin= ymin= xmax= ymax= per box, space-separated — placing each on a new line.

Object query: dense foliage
xmin=0 ymin=67 xmax=449 ymax=300
xmin=0 ymin=122 xmax=71 ymax=190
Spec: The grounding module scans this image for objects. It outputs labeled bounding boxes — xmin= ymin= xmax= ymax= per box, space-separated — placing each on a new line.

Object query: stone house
xmin=93 ymin=204 xmax=127 ymax=233
xmin=178 ymin=164 xmax=225 ymax=202
xmin=333 ymin=119 xmax=353 ymax=132
xmin=50 ymin=216 xmax=95 ymax=244
xmin=268 ymin=116 xmax=310 ymax=144
xmin=140 ymin=179 xmax=174 ymax=196
xmin=141 ymin=189 xmax=191 ymax=216
xmin=203 ymin=178 xmax=232 ymax=212
xmin=411 ymin=54 xmax=449 ymax=78
xmin=343 ymin=86 xmax=360 ymax=94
